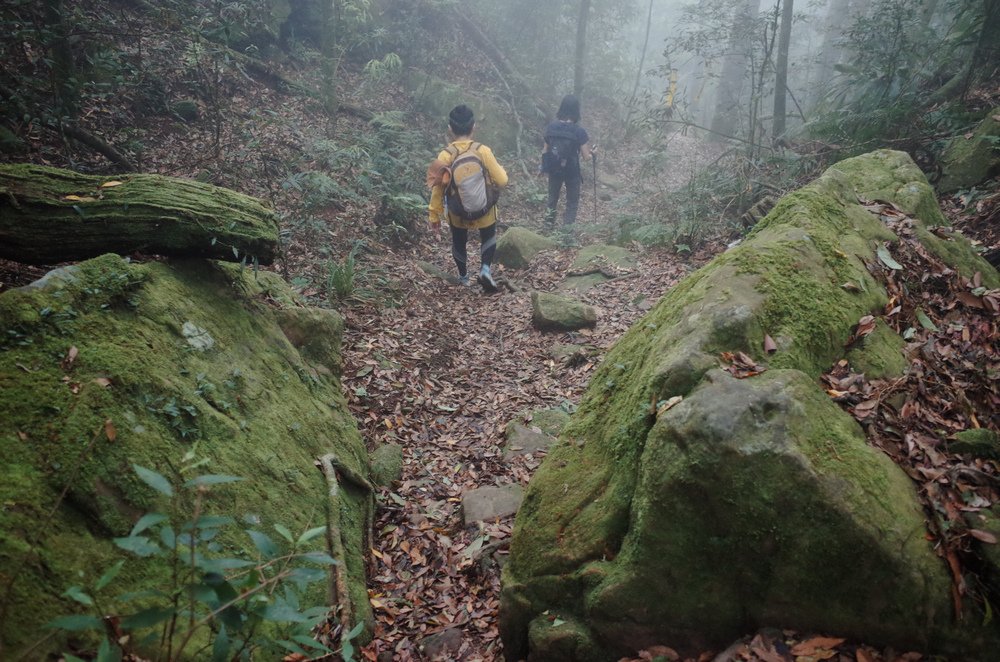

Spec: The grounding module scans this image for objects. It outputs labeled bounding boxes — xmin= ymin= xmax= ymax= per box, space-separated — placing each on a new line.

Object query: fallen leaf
xmin=763 ymin=334 xmax=777 ymax=354
xmin=877 ymin=244 xmax=903 ymax=270
xmin=790 ymin=636 xmax=845 ymax=656
xmin=969 ymin=529 xmax=998 ymax=544
xmin=915 ymin=308 xmax=938 ymax=331
xmin=104 ymin=419 xmax=117 ymax=442
xmin=93 ymin=377 xmax=113 ymax=388
xmin=101 ymin=180 xmax=125 ymax=187
xmin=62 ymin=346 xmax=79 ymax=370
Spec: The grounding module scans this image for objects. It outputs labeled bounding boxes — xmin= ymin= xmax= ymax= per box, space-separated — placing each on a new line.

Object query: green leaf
xmin=297 ymin=526 xmax=327 ymax=545
xmin=190 ymin=514 xmax=236 ymax=529
xmin=274 ymin=523 xmax=295 ymax=543
xmin=96 ymin=637 xmax=121 ymax=662
xmin=132 ymin=464 xmax=173 ymax=496
xmin=113 ymin=535 xmax=161 ymax=557
xmin=95 ymin=560 xmax=125 ymax=591
xmin=299 ymin=551 xmax=337 ymax=565
xmin=62 ymin=586 xmax=94 ymax=606
xmin=212 ymin=625 xmax=231 ymax=662
xmin=64 ymin=656 xmax=88 ymax=662
xmin=160 ymin=525 xmax=176 ymax=548
xmin=262 ymin=600 xmax=309 ymax=623
xmin=876 ymin=244 xmax=903 ymax=270
xmin=47 ymin=614 xmax=103 ymax=631
xmin=551 ymin=617 xmax=566 ymax=627
xmin=184 ymin=474 xmax=243 ymax=488
xmin=248 ymin=530 xmax=278 ymax=559
xmin=121 ymin=606 xmax=174 ymax=631
xmin=902 ymin=327 xmax=916 ymax=340
xmin=291 ymin=634 xmax=332 ymax=652
xmin=130 ymin=513 xmax=168 ymax=537
xmin=915 ymin=308 xmax=939 ymax=331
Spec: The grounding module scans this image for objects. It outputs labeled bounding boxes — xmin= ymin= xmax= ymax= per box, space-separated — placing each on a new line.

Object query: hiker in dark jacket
xmin=541 ymin=95 xmax=594 ymax=235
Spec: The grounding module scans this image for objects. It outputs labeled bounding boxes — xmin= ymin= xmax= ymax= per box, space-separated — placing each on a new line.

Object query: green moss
xmin=937 ymin=109 xmax=1000 ymax=193
xmin=0 ymin=164 xmax=279 ymax=264
xmin=950 ymin=429 xmax=1000 ymax=459
xmin=0 ymin=256 xmax=371 ymax=656
xmin=846 ymin=319 xmax=908 ymax=379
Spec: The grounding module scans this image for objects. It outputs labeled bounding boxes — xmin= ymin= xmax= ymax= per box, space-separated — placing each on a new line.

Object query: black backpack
xmin=542 ymin=122 xmax=579 ymax=174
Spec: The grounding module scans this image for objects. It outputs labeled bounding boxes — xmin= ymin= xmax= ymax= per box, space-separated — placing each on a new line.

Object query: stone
xmin=503 ymin=423 xmax=556 ymax=459
xmin=462 ymin=484 xmax=524 ymax=525
xmin=938 ymin=108 xmax=1000 ymax=193
xmin=370 ymin=443 xmax=404 ymax=487
xmin=495 ymin=227 xmax=557 ymax=269
xmin=500 ymin=150 xmax=1000 ymax=661
xmin=561 ymin=244 xmax=636 ymax=292
xmin=418 ymin=259 xmax=462 ymax=285
xmin=950 ymin=429 xmax=1000 ymax=459
xmin=0 ymin=255 xmax=373 ymax=655
xmin=170 ymin=98 xmax=200 ymax=122
xmin=531 ymin=291 xmax=597 ymax=332
xmin=419 ymin=627 xmax=465 ymax=660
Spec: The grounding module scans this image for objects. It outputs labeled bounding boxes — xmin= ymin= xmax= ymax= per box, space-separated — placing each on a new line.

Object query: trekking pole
xmin=591 ymin=145 xmax=598 ymax=224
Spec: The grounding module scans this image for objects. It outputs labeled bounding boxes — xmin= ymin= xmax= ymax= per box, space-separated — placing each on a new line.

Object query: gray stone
xmin=503 ymin=423 xmax=556 ymax=459
xmin=419 ymin=627 xmax=465 ymax=660
xmin=561 ymin=244 xmax=637 ymax=292
xmin=531 ymin=291 xmax=597 ymax=332
xmin=462 ymin=484 xmax=524 ymax=525
xmin=418 ymin=260 xmax=462 ymax=285
xmin=496 ymin=227 xmax=557 ymax=269
xmin=370 ymin=443 xmax=404 ymax=487
xmin=181 ymin=321 xmax=214 ymax=350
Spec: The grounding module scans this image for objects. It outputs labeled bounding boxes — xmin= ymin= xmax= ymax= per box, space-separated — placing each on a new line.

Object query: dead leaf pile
xmin=825 ymin=201 xmax=1000 ymax=619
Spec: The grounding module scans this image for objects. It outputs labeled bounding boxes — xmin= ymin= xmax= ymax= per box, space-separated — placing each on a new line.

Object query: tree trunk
xmin=710 ymin=0 xmax=762 ymax=139
xmin=772 ymin=0 xmax=794 ymax=137
xmin=43 ymin=0 xmax=78 ymax=117
xmin=574 ymin=0 xmax=592 ymax=97
xmin=631 ymin=0 xmax=656 ymax=100
xmin=812 ymin=0 xmax=852 ymax=106
xmin=0 ymin=165 xmax=279 ymax=265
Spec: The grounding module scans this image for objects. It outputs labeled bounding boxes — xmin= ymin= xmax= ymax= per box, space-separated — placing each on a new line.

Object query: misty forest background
xmin=1 ymin=0 xmax=1000 ymax=659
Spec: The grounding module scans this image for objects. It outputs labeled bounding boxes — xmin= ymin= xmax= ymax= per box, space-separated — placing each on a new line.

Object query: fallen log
xmin=0 ymin=164 xmax=279 ymax=265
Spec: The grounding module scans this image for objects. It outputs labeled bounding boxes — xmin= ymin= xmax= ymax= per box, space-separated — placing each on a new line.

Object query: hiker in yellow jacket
xmin=427 ymin=105 xmax=508 ymax=291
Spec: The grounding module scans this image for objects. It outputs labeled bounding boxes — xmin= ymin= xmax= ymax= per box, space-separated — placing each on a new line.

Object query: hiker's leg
xmin=450 ymin=225 xmax=469 ymax=277
xmin=479 ymin=223 xmax=497 ymax=268
xmin=564 ymin=172 xmax=581 ymax=226
xmin=545 ymin=173 xmax=562 ymax=227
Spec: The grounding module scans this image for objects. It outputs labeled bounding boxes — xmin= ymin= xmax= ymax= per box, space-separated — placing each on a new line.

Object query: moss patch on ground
xmin=0 ymin=255 xmax=371 ymax=656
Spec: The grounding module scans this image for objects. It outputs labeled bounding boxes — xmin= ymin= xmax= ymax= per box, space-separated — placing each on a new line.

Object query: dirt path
xmin=342 ymin=226 xmax=693 ymax=660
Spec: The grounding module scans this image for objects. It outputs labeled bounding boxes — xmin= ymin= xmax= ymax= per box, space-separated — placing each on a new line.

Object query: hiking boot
xmin=458 ymin=274 xmax=470 ymax=286
xmin=478 ymin=265 xmax=498 ymax=293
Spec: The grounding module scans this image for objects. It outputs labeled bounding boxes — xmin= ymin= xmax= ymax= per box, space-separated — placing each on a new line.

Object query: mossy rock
xmin=937 ymin=108 xmax=1000 ymax=193
xmin=496 ymin=227 xmax=557 ymax=270
xmin=561 ymin=244 xmax=637 ymax=292
xmin=170 ymin=98 xmax=200 ymax=122
xmin=0 ymin=255 xmax=372 ymax=656
xmin=950 ymin=429 xmax=1000 ymax=460
xmin=370 ymin=443 xmax=404 ymax=487
xmin=531 ymin=291 xmax=597 ymax=332
xmin=501 ymin=150 xmax=1000 ymax=660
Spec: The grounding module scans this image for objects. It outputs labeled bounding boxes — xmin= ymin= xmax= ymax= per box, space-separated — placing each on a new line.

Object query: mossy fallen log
xmin=0 ymin=164 xmax=279 ymax=265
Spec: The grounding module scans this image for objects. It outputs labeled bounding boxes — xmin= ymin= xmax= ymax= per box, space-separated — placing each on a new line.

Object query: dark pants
xmin=545 ymin=170 xmax=582 ymax=227
xmin=450 ymin=223 xmax=497 ymax=277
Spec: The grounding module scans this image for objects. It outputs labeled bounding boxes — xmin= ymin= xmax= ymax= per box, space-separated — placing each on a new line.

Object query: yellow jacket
xmin=428 ymin=140 xmax=508 ymax=230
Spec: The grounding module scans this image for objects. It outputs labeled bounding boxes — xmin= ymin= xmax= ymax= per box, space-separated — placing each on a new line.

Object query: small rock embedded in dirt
xmin=370 ymin=443 xmax=404 ymax=486
xmin=462 ymin=484 xmax=524 ymax=525
xmin=419 ymin=626 xmax=465 ymax=660
xmin=502 ymin=423 xmax=556 ymax=460
xmin=531 ymin=291 xmax=597 ymax=331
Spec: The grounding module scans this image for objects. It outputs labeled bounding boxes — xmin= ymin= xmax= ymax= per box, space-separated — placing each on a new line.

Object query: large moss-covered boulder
xmin=938 ymin=109 xmax=1000 ymax=193
xmin=0 ymin=164 xmax=280 ymax=265
xmin=0 ymin=255 xmax=372 ymax=656
xmin=501 ymin=150 xmax=999 ymax=660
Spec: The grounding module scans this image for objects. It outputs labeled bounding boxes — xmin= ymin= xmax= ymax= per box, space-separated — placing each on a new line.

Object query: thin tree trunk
xmin=631 ymin=0 xmax=656 ymax=99
xmin=812 ymin=0 xmax=851 ymax=106
xmin=710 ymin=0 xmax=762 ymax=139
xmin=772 ymin=0 xmax=794 ymax=137
xmin=574 ymin=0 xmax=592 ymax=97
